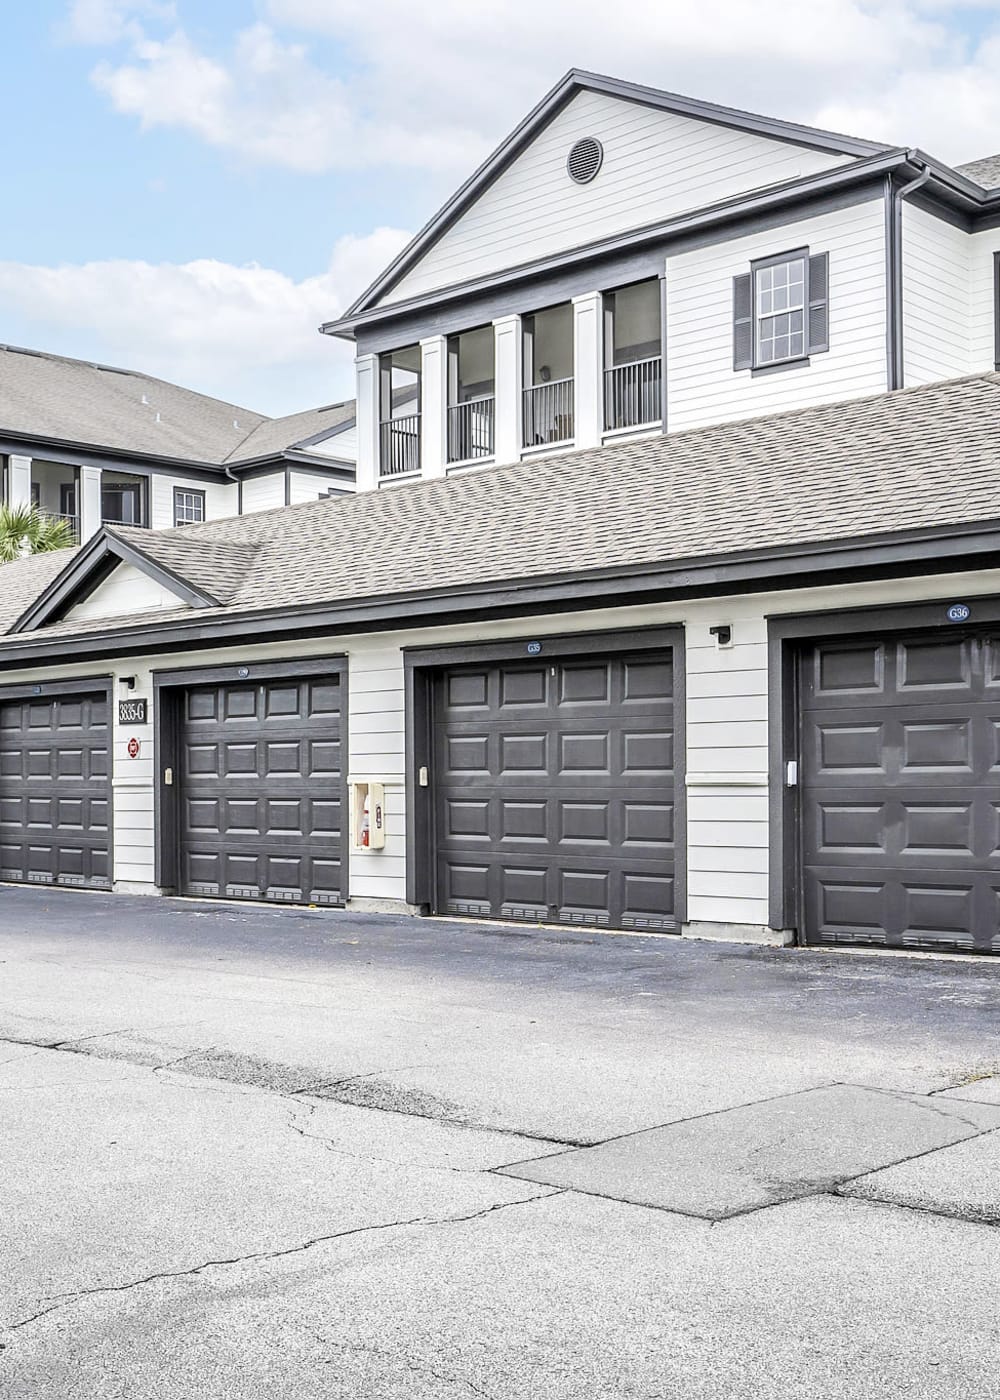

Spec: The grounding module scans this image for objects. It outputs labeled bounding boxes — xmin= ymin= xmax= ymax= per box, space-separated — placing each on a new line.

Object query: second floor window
xmin=522 ymin=303 xmax=574 ymax=448
xmin=174 ymin=487 xmax=206 ymax=526
xmin=379 ymin=345 xmax=421 ymax=478
xmin=447 ymin=326 xmax=495 ymax=463
xmin=734 ymin=248 xmax=829 ymax=373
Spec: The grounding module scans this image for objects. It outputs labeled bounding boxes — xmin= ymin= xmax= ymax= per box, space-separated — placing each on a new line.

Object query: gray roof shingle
xmin=0 ymin=344 xmax=355 ymax=466
xmin=955 ymin=154 xmax=1000 ymax=189
xmin=10 ymin=371 xmax=1000 ymax=644
xmin=0 ymin=548 xmax=81 ymax=632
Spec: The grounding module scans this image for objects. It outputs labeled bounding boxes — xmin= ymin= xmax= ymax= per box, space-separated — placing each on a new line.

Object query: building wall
xmin=239 ymin=473 xmax=287 ymax=514
xmin=288 ymin=469 xmax=344 ymax=505
xmin=968 ymin=227 xmax=1000 ymax=373
xmin=65 ymin=563 xmax=185 ymax=622
xmin=901 ymin=203 xmax=972 ymax=386
xmin=149 ymin=475 xmax=238 ymax=529
xmin=665 ymin=196 xmax=888 ymax=431
xmin=381 ymin=89 xmax=850 ymax=305
xmin=8 ymin=563 xmax=1000 ymax=928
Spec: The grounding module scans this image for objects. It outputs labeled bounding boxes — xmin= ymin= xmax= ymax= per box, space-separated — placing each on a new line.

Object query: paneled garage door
xmin=801 ymin=632 xmax=1000 ymax=954
xmin=432 ymin=650 xmax=676 ymax=930
xmin=179 ymin=675 xmax=344 ymax=904
xmin=0 ymin=690 xmax=111 ymax=888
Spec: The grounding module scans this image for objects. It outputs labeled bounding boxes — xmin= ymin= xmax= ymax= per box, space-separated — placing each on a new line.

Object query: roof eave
xmin=7 ymin=514 xmax=1000 ymax=663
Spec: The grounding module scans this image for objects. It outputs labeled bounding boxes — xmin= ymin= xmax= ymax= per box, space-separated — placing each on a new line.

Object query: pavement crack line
xmin=312 ymin=1336 xmax=500 ymax=1399
xmin=3 ymin=1189 xmax=564 ymax=1339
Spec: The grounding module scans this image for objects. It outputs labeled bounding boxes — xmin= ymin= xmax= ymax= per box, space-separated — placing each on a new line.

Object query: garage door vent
xmin=567 ymin=137 xmax=603 ymax=184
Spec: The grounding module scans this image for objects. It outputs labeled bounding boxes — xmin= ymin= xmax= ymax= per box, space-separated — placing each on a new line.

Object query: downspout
xmin=888 ymin=154 xmax=931 ymax=390
xmin=224 ymin=462 xmax=242 ymax=515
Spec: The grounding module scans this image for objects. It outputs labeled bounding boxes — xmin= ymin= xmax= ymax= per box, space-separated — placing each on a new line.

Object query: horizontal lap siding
xmin=347 ymin=639 xmax=407 ymax=902
xmin=149 ymin=477 xmax=238 ymax=530
xmin=240 ymin=475 xmax=287 ymax=515
xmin=969 ymin=229 xmax=1000 ymax=372
xmin=901 ymin=204 xmax=971 ymax=385
xmin=381 ymin=89 xmax=847 ymax=304
xmin=684 ymin=608 xmax=770 ymax=925
xmin=666 ymin=198 xmax=887 ymax=432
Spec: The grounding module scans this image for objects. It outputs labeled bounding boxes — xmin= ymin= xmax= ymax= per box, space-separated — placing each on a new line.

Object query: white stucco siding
xmin=380 ymin=90 xmax=851 ymax=305
xmin=149 ymin=476 xmax=238 ymax=529
xmin=901 ymin=203 xmax=972 ymax=386
xmin=665 ymin=197 xmax=887 ymax=432
xmin=968 ymin=228 xmax=1000 ymax=374
xmin=11 ymin=564 xmax=1000 ymax=921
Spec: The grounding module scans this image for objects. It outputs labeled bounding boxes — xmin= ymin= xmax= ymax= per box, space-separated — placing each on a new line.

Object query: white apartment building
xmin=3 ymin=71 xmax=1000 ymax=959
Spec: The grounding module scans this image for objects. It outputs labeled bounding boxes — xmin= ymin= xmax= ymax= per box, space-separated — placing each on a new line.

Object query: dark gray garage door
xmin=179 ymin=675 xmax=343 ymax=904
xmin=801 ymin=632 xmax=1000 ymax=954
xmin=0 ymin=691 xmax=110 ymax=888
xmin=433 ymin=652 xmax=676 ymax=930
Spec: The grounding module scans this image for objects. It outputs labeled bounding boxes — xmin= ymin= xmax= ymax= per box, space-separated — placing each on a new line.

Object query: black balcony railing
xmin=379 ymin=413 xmax=421 ymax=478
xmin=447 ymin=395 xmax=495 ymax=462
xmin=522 ymin=378 xmax=574 ymax=448
xmin=604 ymin=356 xmax=662 ymax=431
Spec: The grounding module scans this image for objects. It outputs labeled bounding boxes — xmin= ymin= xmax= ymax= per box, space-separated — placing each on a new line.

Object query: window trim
xmin=750 ymin=246 xmax=811 ymax=370
xmin=173 ymin=486 xmax=206 ymax=527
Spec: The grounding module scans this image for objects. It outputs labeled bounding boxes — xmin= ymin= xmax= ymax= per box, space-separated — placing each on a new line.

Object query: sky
xmin=4 ymin=0 xmax=1000 ymax=419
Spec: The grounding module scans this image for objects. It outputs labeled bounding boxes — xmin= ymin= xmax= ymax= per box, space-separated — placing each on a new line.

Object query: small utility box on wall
xmin=349 ymin=780 xmax=386 ymax=851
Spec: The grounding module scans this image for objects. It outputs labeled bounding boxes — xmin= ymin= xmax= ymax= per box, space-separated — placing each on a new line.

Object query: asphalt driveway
xmin=0 ymin=887 xmax=998 ymax=1398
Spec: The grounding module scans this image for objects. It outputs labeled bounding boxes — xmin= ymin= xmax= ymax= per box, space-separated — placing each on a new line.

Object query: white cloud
xmin=61 ymin=0 xmax=174 ymax=45
xmin=0 ymin=227 xmax=409 ymax=416
xmin=75 ymin=1 xmax=1000 ymax=172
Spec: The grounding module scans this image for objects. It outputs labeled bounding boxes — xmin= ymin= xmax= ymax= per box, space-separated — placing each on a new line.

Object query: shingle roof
xmin=11 ymin=371 xmax=1000 ymax=644
xmin=223 ymin=402 xmax=355 ymax=464
xmin=0 ymin=344 xmax=355 ymax=467
xmin=955 ymin=155 xmax=1000 ymax=189
xmin=0 ymin=548 xmax=81 ymax=632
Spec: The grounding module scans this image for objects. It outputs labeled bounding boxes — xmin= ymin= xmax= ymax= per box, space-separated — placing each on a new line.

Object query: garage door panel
xmin=801 ymin=635 xmax=1000 ymax=952
xmin=178 ymin=675 xmax=343 ymax=906
xmin=0 ymin=692 xmax=111 ymax=890
xmin=433 ymin=649 xmax=676 ymax=931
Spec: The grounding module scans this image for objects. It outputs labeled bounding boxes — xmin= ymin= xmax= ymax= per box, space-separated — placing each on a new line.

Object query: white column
xmin=7 ymin=454 xmax=32 ymax=508
xmin=493 ymin=315 xmax=522 ymax=465
xmin=355 ymin=353 xmax=379 ymax=493
xmin=572 ymin=291 xmax=603 ymax=450
xmin=80 ymin=467 xmax=103 ymax=541
xmin=419 ymin=335 xmax=448 ymax=480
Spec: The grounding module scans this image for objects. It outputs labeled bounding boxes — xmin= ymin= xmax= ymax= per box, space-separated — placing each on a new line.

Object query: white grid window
xmin=755 ymin=258 xmax=806 ymax=366
xmin=174 ymin=489 xmax=205 ymax=526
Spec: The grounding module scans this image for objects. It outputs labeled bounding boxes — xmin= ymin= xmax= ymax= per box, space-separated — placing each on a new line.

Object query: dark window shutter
xmin=807 ymin=252 xmax=829 ymax=354
xmin=733 ymin=273 xmax=753 ymax=370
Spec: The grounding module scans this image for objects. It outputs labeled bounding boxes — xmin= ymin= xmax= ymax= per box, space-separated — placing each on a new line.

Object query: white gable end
xmin=378 ymin=89 xmax=853 ymax=305
xmin=65 ymin=561 xmax=192 ymax=622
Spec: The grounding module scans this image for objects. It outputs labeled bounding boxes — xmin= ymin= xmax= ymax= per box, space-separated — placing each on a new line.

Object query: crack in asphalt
xmin=3 ymin=1190 xmax=565 ymax=1339
xmin=312 ymin=1335 xmax=500 ymax=1399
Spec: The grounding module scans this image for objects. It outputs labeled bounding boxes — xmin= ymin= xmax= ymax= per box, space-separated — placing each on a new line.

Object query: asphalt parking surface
xmin=1 ymin=886 xmax=998 ymax=1398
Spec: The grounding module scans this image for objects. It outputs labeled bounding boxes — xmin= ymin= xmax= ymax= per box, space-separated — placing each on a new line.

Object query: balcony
xmin=448 ymin=395 xmax=495 ymax=463
xmin=604 ymin=356 xmax=662 ymax=432
xmin=40 ymin=510 xmax=80 ymax=543
xmin=522 ymin=378 xmax=574 ymax=449
xmin=379 ymin=413 xmax=421 ymax=478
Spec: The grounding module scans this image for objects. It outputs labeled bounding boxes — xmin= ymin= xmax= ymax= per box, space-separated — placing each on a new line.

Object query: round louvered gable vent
xmin=567 ymin=137 xmax=603 ymax=185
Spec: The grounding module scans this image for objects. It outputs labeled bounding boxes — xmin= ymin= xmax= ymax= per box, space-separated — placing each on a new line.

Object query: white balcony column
xmin=80 ymin=466 xmax=103 ymax=541
xmin=6 ymin=454 xmax=32 ymax=509
xmin=355 ymin=353 xmax=380 ymax=493
xmin=493 ymin=314 xmax=522 ymax=465
xmin=419 ymin=335 xmax=448 ymax=479
xmin=572 ymin=291 xmax=603 ymax=450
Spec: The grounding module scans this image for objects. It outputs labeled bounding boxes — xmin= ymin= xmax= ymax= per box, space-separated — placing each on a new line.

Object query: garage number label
xmin=118 ymin=698 xmax=148 ymax=725
xmin=947 ymin=603 xmax=970 ymax=623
